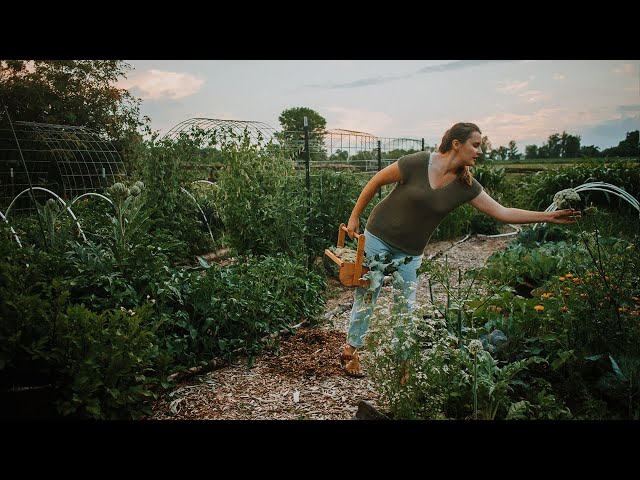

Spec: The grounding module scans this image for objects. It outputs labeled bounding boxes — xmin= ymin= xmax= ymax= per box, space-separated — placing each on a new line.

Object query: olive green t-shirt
xmin=365 ymin=151 xmax=483 ymax=255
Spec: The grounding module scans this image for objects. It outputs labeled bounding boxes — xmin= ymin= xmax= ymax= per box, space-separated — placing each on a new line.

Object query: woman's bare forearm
xmin=500 ymin=207 xmax=580 ymax=225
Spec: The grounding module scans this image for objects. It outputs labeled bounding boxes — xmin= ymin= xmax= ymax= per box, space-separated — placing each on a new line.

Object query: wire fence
xmin=278 ymin=129 xmax=430 ymax=173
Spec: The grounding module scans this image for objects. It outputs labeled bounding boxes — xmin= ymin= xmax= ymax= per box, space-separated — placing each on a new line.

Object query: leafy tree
xmin=493 ymin=146 xmax=508 ymax=161
xmin=507 ymin=140 xmax=520 ymax=160
xmin=350 ymin=149 xmax=378 ymax=161
xmin=579 ymin=145 xmax=601 ymax=158
xmin=611 ymin=130 xmax=639 ymax=157
xmin=382 ymin=148 xmax=418 ymax=160
xmin=546 ymin=133 xmax=562 ymax=158
xmin=329 ymin=149 xmax=349 ymax=161
xmin=525 ymin=144 xmax=539 ymax=159
xmin=0 ymin=60 xmax=148 ymax=154
xmin=563 ymin=133 xmax=581 ymax=158
xmin=537 ymin=144 xmax=550 ymax=158
xmin=480 ymin=135 xmax=492 ymax=161
xmin=275 ymin=107 xmax=327 ymax=161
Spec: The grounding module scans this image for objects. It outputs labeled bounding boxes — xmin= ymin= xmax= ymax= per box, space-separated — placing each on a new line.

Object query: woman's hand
xmin=346 ymin=216 xmax=360 ymax=239
xmin=548 ymin=208 xmax=581 ymax=224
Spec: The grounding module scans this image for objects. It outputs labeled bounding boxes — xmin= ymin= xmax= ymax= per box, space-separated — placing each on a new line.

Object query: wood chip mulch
xmin=262 ymin=328 xmax=346 ymax=378
xmin=146 ymin=327 xmax=380 ymax=421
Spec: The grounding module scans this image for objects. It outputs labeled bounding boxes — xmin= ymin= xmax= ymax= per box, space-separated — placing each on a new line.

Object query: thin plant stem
xmin=473 ymin=354 xmax=478 ymax=420
xmin=571 ymin=203 xmax=623 ymax=328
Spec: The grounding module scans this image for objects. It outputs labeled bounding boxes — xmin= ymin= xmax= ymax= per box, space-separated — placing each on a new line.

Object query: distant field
xmin=299 ymin=156 xmax=639 ymax=174
xmin=494 ymin=157 xmax=639 ymax=173
xmin=498 ymin=157 xmax=639 ymax=169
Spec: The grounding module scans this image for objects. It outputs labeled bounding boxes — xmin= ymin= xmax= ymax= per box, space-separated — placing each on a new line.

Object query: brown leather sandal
xmin=339 ymin=346 xmax=366 ymax=378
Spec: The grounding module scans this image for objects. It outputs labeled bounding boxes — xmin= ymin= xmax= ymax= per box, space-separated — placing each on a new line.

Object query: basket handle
xmin=337 ymin=223 xmax=366 ymax=285
xmin=337 ymin=223 xmax=361 ymax=247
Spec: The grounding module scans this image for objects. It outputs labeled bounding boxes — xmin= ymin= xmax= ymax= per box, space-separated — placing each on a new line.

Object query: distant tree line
xmin=483 ymin=130 xmax=639 ymax=161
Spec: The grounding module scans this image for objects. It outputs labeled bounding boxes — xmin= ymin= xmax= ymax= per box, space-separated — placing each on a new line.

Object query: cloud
xmin=118 ymin=69 xmax=204 ymax=100
xmin=519 ymin=90 xmax=551 ymax=103
xmin=308 ymin=60 xmax=519 ymax=90
xmin=496 ymin=79 xmax=530 ymax=95
xmin=617 ymin=104 xmax=640 ymax=115
xmin=307 ymin=74 xmax=411 ymax=90
xmin=496 ymin=77 xmax=549 ymax=103
xmin=415 ymin=60 xmax=518 ymax=75
xmin=323 ymin=106 xmax=394 ymax=137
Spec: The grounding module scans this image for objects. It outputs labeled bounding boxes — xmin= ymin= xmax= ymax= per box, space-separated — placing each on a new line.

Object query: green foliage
xmin=512 ymin=161 xmax=640 ymax=211
xmin=163 ymin=254 xmax=326 ymax=364
xmin=0 ymin=240 xmax=66 ymax=386
xmin=602 ymin=130 xmax=639 ymax=158
xmin=123 ymin=130 xmax=223 ymax=260
xmin=53 ymin=303 xmax=161 ymax=419
xmin=465 ymin=348 xmax=545 ymax=419
xmin=471 ymin=162 xmax=506 ymax=193
xmin=213 ymin=132 xmax=306 ymax=257
xmin=479 ymin=240 xmax=575 ymax=295
xmin=0 ymin=235 xmax=162 ymax=419
xmin=431 ymin=203 xmax=501 ymax=240
xmin=366 ymin=302 xmax=467 ymax=419
xmin=473 ymin=221 xmax=640 ymax=419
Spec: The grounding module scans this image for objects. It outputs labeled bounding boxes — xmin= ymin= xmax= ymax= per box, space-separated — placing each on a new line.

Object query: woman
xmin=340 ymin=122 xmax=580 ymax=377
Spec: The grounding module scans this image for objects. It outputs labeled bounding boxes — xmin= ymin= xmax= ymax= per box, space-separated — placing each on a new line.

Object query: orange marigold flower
xmin=564 ymin=287 xmax=572 ymax=292
xmin=559 ymin=277 xmax=566 ymax=281
xmin=631 ymin=311 xmax=639 ymax=316
xmin=534 ymin=305 xmax=545 ymax=311
xmin=572 ymin=277 xmax=580 ymax=282
xmin=587 ymin=273 xmax=595 ymax=277
xmin=541 ymin=292 xmax=554 ymax=298
xmin=565 ymin=273 xmax=574 ymax=278
xmin=618 ymin=307 xmax=628 ymax=312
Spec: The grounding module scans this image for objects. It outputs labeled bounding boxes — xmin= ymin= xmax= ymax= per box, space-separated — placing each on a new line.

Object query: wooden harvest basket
xmin=324 ymin=223 xmax=370 ymax=287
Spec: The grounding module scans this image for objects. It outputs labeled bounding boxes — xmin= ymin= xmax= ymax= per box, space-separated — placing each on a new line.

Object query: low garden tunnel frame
xmin=163 ymin=118 xmax=279 ymax=144
xmin=0 ymin=120 xmax=126 ymax=212
xmin=162 ymin=118 xmax=429 ymax=174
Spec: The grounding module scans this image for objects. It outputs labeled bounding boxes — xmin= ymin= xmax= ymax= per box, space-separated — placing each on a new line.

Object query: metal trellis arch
xmin=0 ymin=120 xmax=126 ymax=212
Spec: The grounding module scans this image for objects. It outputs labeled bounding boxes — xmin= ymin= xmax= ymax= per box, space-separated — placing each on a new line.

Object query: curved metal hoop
xmin=533 ymin=181 xmax=640 ymax=230
xmin=181 ymin=185 xmax=216 ymax=247
xmin=0 ymin=210 xmax=23 ymax=247
xmin=5 ymin=187 xmax=87 ymax=242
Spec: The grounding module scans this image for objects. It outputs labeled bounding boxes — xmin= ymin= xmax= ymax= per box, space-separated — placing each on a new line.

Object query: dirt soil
xmin=147 ymin=234 xmax=513 ymax=420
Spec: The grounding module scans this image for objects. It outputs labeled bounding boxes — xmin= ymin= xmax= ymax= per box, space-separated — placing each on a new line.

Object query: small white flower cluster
xmin=553 ymin=188 xmax=581 ymax=209
xmin=467 ymin=339 xmax=484 ymax=356
xmin=120 ymin=306 xmax=136 ymax=316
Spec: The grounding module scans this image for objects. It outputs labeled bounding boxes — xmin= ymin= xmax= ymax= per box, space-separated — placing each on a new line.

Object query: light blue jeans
xmin=346 ymin=229 xmax=423 ymax=348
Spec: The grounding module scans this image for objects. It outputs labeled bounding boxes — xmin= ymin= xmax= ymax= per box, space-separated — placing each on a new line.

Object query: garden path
xmin=147 ymin=234 xmax=512 ymax=420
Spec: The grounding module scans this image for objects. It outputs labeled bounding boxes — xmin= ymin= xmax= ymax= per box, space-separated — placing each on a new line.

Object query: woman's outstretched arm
xmin=469 ymin=191 xmax=581 ymax=224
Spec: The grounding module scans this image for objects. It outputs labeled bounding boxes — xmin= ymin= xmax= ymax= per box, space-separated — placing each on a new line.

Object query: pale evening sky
xmin=119 ymin=60 xmax=639 ymax=151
